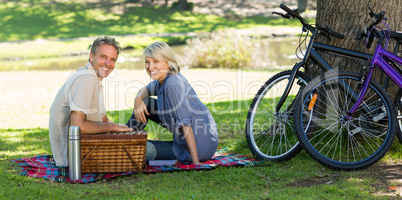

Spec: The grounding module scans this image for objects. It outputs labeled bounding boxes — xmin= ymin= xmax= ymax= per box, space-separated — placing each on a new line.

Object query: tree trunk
xmin=298 ymin=0 xmax=308 ymax=13
xmin=177 ymin=0 xmax=187 ymax=9
xmin=310 ymin=0 xmax=402 ymax=97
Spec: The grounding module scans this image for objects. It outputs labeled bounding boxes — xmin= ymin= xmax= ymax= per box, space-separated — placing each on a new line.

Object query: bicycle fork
xmin=275 ymin=61 xmax=305 ymax=113
xmin=347 ymin=44 xmax=399 ymax=119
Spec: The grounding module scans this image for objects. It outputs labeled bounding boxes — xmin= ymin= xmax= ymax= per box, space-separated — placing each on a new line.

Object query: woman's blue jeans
xmin=126 ymin=98 xmax=176 ymax=162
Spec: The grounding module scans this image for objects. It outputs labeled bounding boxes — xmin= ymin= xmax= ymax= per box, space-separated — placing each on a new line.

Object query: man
xmin=49 ymin=35 xmax=133 ymax=167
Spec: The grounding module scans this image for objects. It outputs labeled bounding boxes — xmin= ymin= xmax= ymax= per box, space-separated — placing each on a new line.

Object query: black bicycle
xmin=245 ymin=4 xmax=401 ymax=162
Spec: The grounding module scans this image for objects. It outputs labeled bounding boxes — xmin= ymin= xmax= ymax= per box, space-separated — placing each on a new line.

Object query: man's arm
xmin=71 ymin=111 xmax=132 ymax=134
xmin=102 ymin=114 xmax=111 ymax=123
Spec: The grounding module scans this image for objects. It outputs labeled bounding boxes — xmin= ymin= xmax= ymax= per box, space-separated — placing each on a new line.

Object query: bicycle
xmin=245 ymin=4 xmax=402 ymax=162
xmin=294 ymin=10 xmax=402 ymax=170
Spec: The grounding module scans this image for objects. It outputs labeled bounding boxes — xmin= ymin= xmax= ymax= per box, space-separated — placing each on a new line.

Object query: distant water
xmin=0 ymin=38 xmax=300 ymax=71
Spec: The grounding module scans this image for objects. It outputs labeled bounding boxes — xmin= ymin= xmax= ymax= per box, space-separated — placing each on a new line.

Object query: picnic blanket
xmin=12 ymin=150 xmax=262 ymax=183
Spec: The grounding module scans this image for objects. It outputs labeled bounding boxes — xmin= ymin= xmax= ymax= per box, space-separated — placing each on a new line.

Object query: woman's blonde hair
xmin=143 ymin=41 xmax=180 ymax=75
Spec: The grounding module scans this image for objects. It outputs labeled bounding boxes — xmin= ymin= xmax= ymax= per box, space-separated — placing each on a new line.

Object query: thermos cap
xmin=69 ymin=126 xmax=81 ymax=140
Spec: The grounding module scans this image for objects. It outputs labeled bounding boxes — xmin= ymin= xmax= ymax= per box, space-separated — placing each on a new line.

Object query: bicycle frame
xmin=348 ymin=44 xmax=402 ymax=115
xmin=275 ymin=41 xmax=376 ymax=112
xmin=275 ymin=29 xmax=401 ymax=113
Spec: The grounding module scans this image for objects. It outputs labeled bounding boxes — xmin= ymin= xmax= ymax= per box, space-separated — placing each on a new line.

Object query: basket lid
xmin=81 ymin=131 xmax=147 ymax=140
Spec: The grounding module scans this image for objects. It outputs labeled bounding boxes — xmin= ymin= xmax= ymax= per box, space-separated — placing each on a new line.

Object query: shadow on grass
xmin=0 ymin=127 xmax=50 ymax=159
xmin=0 ymin=1 xmax=302 ymax=41
xmin=4 ymin=109 xmax=402 ymax=198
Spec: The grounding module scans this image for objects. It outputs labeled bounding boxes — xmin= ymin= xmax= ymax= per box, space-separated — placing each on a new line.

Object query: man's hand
xmin=112 ymin=123 xmax=133 ymax=132
xmin=71 ymin=111 xmax=133 ymax=134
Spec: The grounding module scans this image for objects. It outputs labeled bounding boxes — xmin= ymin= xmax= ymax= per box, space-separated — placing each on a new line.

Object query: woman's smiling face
xmin=145 ymin=57 xmax=170 ymax=84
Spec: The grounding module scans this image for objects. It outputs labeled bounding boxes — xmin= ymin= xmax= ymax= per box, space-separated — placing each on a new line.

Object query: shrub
xmin=183 ymin=30 xmax=269 ymax=69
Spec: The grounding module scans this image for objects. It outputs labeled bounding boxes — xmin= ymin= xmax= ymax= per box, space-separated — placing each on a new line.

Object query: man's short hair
xmin=90 ymin=35 xmax=121 ymax=57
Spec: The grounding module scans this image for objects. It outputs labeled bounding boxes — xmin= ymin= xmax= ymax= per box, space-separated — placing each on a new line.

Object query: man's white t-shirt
xmin=49 ymin=62 xmax=105 ymax=166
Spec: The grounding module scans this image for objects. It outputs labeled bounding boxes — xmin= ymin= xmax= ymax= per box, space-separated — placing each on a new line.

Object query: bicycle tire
xmin=246 ymin=70 xmax=310 ymax=162
xmin=295 ymin=71 xmax=395 ymax=170
xmin=394 ymin=89 xmax=402 ymax=144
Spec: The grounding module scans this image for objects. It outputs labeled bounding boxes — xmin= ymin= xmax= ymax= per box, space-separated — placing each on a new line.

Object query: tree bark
xmin=310 ymin=0 xmax=402 ymax=96
xmin=177 ymin=0 xmax=187 ymax=9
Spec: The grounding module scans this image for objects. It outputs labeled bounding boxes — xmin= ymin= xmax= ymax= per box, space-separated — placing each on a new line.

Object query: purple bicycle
xmin=294 ymin=10 xmax=402 ymax=170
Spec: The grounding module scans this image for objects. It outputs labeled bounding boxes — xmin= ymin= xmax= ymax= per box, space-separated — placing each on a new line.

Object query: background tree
xmin=298 ymin=0 xmax=308 ymax=13
xmin=309 ymin=0 xmax=402 ymax=96
xmin=177 ymin=0 xmax=188 ymax=9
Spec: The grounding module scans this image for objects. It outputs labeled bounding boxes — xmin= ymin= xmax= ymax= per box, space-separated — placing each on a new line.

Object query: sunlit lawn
xmin=0 ymin=1 xmax=305 ymax=42
xmin=1 ymin=1 xmax=399 ymax=199
xmin=1 ymin=99 xmax=401 ymax=199
xmin=0 ymin=0 xmax=311 ymax=61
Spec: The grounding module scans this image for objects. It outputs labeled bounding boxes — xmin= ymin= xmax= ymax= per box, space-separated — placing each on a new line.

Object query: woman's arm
xmin=134 ymin=86 xmax=150 ymax=124
xmin=182 ymin=125 xmax=202 ymax=165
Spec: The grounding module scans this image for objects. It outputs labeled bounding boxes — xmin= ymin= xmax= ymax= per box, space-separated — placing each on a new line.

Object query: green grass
xmin=1 ymin=99 xmax=401 ymax=199
xmin=0 ymin=1 xmax=304 ymax=42
xmin=0 ymin=0 xmax=312 ymax=61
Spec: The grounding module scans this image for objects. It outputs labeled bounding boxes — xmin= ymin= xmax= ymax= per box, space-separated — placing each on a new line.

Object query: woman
xmin=127 ymin=41 xmax=219 ymax=165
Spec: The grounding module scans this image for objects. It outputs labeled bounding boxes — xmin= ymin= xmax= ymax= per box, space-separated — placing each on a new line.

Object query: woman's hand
xmin=134 ymin=98 xmax=149 ymax=124
xmin=192 ymin=161 xmax=203 ymax=165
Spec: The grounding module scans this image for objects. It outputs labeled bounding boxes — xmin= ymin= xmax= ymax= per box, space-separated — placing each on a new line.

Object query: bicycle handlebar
xmin=328 ymin=29 xmax=345 ymax=39
xmin=376 ymin=11 xmax=385 ymax=23
xmin=279 ymin=4 xmax=309 ymax=26
xmin=275 ymin=4 xmax=345 ymax=40
xmin=366 ymin=10 xmax=387 ymax=48
xmin=318 ymin=26 xmax=345 ymax=39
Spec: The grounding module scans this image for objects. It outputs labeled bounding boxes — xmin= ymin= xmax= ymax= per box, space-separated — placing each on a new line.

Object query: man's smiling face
xmin=89 ymin=44 xmax=118 ymax=79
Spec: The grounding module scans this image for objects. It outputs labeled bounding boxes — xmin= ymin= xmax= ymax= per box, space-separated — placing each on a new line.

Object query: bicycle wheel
xmin=295 ymin=71 xmax=395 ymax=170
xmin=246 ymin=70 xmax=310 ymax=162
xmin=394 ymin=89 xmax=402 ymax=144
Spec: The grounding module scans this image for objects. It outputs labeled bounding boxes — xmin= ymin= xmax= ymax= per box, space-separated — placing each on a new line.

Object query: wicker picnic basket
xmin=80 ymin=131 xmax=147 ymax=173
